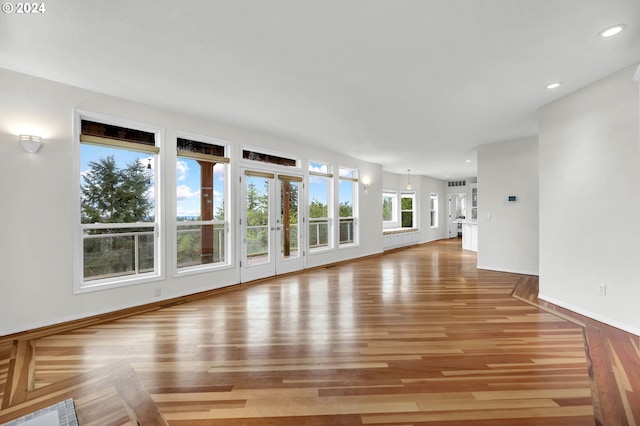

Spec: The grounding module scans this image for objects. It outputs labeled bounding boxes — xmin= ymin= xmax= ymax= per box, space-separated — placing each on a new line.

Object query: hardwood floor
xmin=1 ymin=239 xmax=638 ymax=425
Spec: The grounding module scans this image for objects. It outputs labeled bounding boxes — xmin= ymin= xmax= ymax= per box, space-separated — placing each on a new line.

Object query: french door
xmin=240 ymin=169 xmax=304 ymax=282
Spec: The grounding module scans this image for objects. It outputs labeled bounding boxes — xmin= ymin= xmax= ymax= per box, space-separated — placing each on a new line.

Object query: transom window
xmin=243 ymin=149 xmax=297 ymax=167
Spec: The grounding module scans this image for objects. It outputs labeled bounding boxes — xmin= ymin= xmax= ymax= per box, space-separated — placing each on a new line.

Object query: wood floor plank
xmin=0 ymin=239 xmax=638 ymax=425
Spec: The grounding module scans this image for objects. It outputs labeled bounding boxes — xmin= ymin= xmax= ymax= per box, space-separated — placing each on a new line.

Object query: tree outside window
xmin=80 ymin=144 xmax=158 ymax=283
xmin=382 ymin=191 xmax=397 ymax=227
xmin=400 ymin=193 xmax=415 ymax=228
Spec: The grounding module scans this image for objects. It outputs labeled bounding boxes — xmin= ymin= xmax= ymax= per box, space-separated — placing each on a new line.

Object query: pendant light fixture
xmin=145 ymin=157 xmax=153 ymax=184
xmin=406 ymin=169 xmax=412 ymax=191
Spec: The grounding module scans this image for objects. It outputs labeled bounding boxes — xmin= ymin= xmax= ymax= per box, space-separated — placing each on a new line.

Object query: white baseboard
xmin=476 ymin=264 xmax=539 ymax=276
xmin=539 ymin=292 xmax=640 ymax=337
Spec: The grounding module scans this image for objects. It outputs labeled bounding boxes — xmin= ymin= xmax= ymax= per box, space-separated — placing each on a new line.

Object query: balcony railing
xmin=177 ymin=222 xmax=226 ymax=268
xmin=309 ymin=218 xmax=329 ymax=249
xmin=82 ymin=222 xmax=156 ymax=281
xmin=308 ymin=218 xmax=356 ymax=248
xmin=339 ymin=217 xmax=355 ymax=244
xmin=245 ymin=224 xmax=299 ymax=258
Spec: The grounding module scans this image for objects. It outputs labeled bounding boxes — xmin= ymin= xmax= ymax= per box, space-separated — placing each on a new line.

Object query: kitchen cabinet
xmin=462 ymin=222 xmax=477 ymax=252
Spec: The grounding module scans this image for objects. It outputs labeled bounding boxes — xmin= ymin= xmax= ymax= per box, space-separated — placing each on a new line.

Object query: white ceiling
xmin=1 ymin=0 xmax=639 ymax=179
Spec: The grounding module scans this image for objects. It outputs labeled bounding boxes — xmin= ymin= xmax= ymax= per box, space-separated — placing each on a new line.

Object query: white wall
xmin=0 ymin=68 xmax=383 ymax=336
xmin=538 ymin=63 xmax=640 ymax=335
xmin=477 ymin=137 xmax=539 ymax=275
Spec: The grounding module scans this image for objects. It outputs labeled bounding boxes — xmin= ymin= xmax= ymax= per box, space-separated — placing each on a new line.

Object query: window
xmin=339 ymin=167 xmax=358 ymax=245
xmin=308 ymin=161 xmax=332 ymax=250
xmin=77 ymin=116 xmax=161 ymax=290
xmin=176 ymin=136 xmax=229 ymax=272
xmin=400 ymin=193 xmax=415 ymax=228
xmin=430 ymin=193 xmax=439 ymax=228
xmin=382 ymin=191 xmax=397 ymax=226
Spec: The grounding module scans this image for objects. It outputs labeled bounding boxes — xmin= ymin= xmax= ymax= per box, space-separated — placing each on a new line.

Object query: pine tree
xmin=81 ymin=156 xmax=153 ymax=224
xmin=81 ymin=156 xmax=154 ymax=278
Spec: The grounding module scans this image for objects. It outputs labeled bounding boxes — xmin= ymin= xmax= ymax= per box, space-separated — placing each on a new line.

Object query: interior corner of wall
xmin=634 ymin=65 xmax=640 ymax=83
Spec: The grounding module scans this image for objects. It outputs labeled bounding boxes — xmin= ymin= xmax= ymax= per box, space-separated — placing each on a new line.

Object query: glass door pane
xmin=280 ymin=179 xmax=300 ymax=261
xmin=241 ymin=169 xmax=304 ymax=282
xmin=245 ymin=175 xmax=271 ymax=266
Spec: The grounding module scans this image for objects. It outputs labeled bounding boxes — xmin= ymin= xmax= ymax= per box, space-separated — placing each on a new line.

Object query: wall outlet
xmin=598 ymin=284 xmax=606 ymax=296
xmin=154 ymin=288 xmax=162 ymax=297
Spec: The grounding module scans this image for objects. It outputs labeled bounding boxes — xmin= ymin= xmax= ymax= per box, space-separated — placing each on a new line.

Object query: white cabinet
xmin=383 ymin=229 xmax=419 ymax=250
xmin=470 ymin=184 xmax=478 ymax=221
xmin=462 ymin=222 xmax=478 ymax=252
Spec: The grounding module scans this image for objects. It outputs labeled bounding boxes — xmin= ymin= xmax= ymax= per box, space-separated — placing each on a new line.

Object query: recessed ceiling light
xmin=546 ymin=82 xmax=562 ymax=89
xmin=599 ymin=24 xmax=626 ymax=38
xmin=465 ymin=159 xmax=471 ymax=163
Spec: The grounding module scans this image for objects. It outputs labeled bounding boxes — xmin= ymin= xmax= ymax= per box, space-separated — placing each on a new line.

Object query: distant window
xmin=430 ymin=193 xmax=439 ymax=228
xmin=383 ymin=191 xmax=397 ymax=223
xmin=308 ymin=161 xmax=332 ymax=250
xmin=400 ymin=193 xmax=415 ymax=228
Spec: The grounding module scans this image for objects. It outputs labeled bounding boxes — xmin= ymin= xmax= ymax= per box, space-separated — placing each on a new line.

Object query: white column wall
xmin=477 ymin=137 xmax=539 ymax=275
xmin=538 ymin=63 xmax=640 ymax=335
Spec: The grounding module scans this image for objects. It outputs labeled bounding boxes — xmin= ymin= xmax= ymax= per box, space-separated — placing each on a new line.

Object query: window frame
xmin=308 ymin=160 xmax=333 ymax=252
xmin=430 ymin=193 xmax=439 ymax=228
xmin=73 ymin=110 xmax=165 ymax=294
xmin=174 ymin=131 xmax=232 ymax=277
xmin=400 ymin=191 xmax=416 ymax=229
xmin=338 ymin=166 xmax=359 ymax=247
xmin=382 ymin=190 xmax=398 ymax=229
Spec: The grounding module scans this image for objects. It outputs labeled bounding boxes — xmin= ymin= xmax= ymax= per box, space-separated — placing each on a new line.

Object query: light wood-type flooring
xmin=1 ymin=239 xmax=639 ymax=425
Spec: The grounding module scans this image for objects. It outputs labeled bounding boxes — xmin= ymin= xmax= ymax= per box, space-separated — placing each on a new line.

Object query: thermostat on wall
xmin=507 ymin=195 xmax=517 ymax=202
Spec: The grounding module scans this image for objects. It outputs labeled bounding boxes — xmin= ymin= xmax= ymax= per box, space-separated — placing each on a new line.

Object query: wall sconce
xmin=406 ymin=169 xmax=412 ymax=191
xmin=20 ymin=135 xmax=43 ymax=153
xmin=362 ymin=176 xmax=370 ymax=192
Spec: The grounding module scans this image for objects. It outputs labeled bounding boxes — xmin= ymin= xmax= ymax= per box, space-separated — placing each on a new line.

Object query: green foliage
xmin=177 ymin=227 xmax=201 ymax=266
xmin=401 ymin=212 xmax=413 ymax=228
xmin=339 ymin=201 xmax=352 ymax=218
xmin=81 ymin=155 xmax=154 ymax=280
xmin=246 ymin=182 xmax=268 ymax=227
xmin=309 ymin=199 xmax=328 ymax=218
xmin=176 ymin=224 xmax=226 ymax=268
xmin=215 ymin=200 xmax=225 ymax=221
xmin=401 ymin=196 xmax=413 ymax=210
xmin=382 ymin=196 xmax=393 ymax=221
xmin=81 ymin=156 xmax=153 ymax=224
